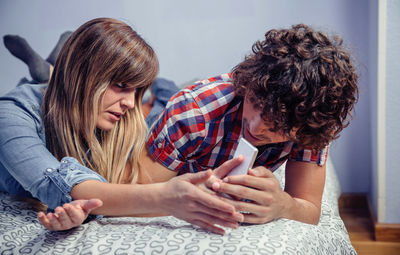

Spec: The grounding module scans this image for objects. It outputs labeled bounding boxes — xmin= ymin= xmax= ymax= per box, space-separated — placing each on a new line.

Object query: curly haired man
xmin=145 ymin=24 xmax=359 ymax=228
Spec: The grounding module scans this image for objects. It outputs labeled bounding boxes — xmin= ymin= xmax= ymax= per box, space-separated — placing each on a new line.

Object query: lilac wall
xmin=0 ymin=0 xmax=374 ymax=209
xmin=385 ymin=0 xmax=400 ymax=223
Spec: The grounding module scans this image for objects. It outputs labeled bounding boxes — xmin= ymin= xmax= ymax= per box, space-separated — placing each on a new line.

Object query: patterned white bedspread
xmin=0 ymin=159 xmax=356 ymax=254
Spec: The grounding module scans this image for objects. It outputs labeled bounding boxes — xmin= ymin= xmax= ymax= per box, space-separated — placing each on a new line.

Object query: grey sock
xmin=46 ymin=31 xmax=73 ymax=65
xmin=3 ymin=35 xmax=50 ymax=83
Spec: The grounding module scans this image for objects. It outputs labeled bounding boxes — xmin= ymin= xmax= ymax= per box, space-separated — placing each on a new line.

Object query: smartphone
xmin=227 ymin=137 xmax=258 ymax=176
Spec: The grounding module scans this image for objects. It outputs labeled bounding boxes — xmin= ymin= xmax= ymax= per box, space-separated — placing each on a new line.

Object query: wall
xmin=369 ymin=0 xmax=379 ymax=221
xmin=369 ymin=0 xmax=400 ymax=224
xmin=384 ymin=0 xmax=400 ymax=223
xmin=0 ymin=1 xmax=372 ymax=197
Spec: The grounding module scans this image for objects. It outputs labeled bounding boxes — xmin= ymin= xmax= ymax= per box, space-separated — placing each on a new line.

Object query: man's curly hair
xmin=232 ymin=24 xmax=359 ymax=150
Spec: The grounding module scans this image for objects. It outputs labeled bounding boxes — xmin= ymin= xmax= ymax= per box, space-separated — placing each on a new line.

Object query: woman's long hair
xmin=43 ymin=18 xmax=159 ymax=184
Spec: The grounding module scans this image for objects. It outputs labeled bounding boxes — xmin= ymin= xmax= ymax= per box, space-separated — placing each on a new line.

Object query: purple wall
xmin=0 ymin=0 xmax=374 ymax=211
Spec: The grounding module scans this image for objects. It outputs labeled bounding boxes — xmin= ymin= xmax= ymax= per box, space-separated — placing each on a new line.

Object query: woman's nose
xmin=121 ymin=92 xmax=136 ymax=109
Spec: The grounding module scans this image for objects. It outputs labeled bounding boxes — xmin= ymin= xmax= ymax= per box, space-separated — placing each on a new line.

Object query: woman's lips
xmin=108 ymin=112 xmax=122 ymax=121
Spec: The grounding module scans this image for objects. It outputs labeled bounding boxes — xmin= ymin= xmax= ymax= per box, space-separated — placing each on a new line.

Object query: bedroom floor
xmin=339 ymin=194 xmax=400 ymax=255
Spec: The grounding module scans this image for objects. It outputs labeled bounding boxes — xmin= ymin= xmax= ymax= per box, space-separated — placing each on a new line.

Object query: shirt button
xmin=46 ymin=168 xmax=53 ymax=173
xmin=157 ymin=142 xmax=163 ymax=149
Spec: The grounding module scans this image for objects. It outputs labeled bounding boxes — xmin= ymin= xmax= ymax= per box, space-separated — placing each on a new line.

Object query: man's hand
xmin=38 ymin=199 xmax=103 ymax=231
xmin=160 ymin=169 xmax=244 ymax=235
xmin=210 ymin=161 xmax=326 ymax=225
xmin=210 ymin=167 xmax=290 ymax=224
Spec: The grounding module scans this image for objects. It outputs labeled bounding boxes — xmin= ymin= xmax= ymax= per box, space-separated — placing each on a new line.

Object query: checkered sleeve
xmin=146 ymin=88 xmax=207 ymax=173
xmin=288 ymin=144 xmax=329 ymax=166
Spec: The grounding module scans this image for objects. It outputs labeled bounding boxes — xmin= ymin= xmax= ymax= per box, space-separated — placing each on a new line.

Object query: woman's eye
xmin=116 ymin=83 xmax=126 ymax=89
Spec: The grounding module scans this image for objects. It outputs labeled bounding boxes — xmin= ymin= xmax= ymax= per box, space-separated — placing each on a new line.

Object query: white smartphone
xmin=228 ymin=137 xmax=258 ymax=176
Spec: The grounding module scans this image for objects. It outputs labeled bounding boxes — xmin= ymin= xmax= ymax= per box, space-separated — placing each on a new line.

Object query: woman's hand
xmin=37 ymin=199 xmax=103 ymax=231
xmin=196 ymin=155 xmax=245 ymax=196
xmin=160 ymin=169 xmax=244 ymax=235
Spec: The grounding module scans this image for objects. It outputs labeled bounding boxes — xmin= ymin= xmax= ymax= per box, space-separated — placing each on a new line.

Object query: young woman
xmin=0 ymin=18 xmax=244 ymax=235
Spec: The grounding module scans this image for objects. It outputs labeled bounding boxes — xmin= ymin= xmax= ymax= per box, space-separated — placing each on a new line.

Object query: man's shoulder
xmin=183 ymin=73 xmax=235 ymax=104
xmin=178 ymin=73 xmax=243 ymax=122
xmin=192 ymin=73 xmax=232 ymax=86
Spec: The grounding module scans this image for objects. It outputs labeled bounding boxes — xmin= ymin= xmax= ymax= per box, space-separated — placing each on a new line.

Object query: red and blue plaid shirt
xmin=147 ymin=73 xmax=328 ymax=174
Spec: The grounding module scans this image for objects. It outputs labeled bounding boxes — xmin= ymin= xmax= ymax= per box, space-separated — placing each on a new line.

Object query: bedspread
xmin=0 ymin=158 xmax=356 ymax=254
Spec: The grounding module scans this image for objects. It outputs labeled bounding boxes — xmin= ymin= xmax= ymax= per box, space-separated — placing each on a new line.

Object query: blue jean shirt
xmin=0 ymin=83 xmax=107 ymax=209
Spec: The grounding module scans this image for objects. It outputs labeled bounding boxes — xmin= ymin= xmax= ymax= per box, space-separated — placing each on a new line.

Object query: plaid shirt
xmin=147 ymin=73 xmax=328 ymax=174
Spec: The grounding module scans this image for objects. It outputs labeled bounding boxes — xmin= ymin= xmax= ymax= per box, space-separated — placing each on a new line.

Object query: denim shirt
xmin=0 ymin=83 xmax=107 ymax=209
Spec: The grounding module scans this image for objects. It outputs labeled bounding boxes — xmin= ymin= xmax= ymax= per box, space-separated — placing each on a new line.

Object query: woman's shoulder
xmin=0 ymin=83 xmax=47 ymax=123
xmin=0 ymin=83 xmax=47 ymax=109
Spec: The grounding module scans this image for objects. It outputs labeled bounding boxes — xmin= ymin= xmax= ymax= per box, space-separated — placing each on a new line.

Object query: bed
xmin=0 ymin=158 xmax=356 ymax=254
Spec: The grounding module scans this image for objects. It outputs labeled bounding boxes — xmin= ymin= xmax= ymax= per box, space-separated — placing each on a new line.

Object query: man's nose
xmin=249 ymin=117 xmax=267 ymax=134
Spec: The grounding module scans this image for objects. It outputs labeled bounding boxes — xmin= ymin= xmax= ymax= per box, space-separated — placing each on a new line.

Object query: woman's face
xmin=96 ymin=83 xmax=136 ymax=131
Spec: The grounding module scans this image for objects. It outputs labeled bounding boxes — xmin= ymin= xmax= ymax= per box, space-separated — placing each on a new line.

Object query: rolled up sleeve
xmin=0 ymin=97 xmax=106 ymax=209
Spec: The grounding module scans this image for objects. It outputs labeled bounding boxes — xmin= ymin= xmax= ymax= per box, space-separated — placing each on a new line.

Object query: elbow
xmin=310 ymin=217 xmax=320 ymax=225
xmin=309 ymin=207 xmax=321 ymax=225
